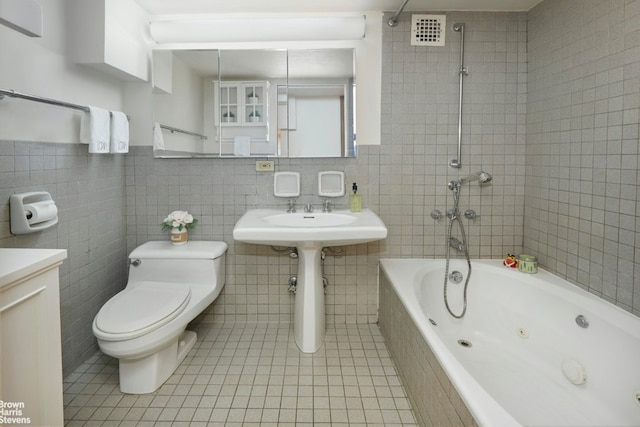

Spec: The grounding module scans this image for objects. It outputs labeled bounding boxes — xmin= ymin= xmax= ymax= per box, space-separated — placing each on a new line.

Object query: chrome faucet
xmin=322 ymin=200 xmax=332 ymax=213
xmin=287 ymin=199 xmax=296 ymax=213
xmin=304 ymin=203 xmax=314 ymax=213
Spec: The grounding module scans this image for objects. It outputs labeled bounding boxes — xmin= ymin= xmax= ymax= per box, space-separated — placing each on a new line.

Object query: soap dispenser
xmin=350 ymin=183 xmax=362 ymax=212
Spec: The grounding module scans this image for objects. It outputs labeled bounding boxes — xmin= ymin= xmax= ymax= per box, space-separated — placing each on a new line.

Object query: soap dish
xmin=274 ymin=171 xmax=300 ymax=198
xmin=318 ymin=171 xmax=345 ymax=197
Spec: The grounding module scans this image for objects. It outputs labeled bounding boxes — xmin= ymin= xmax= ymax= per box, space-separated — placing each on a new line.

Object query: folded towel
xmin=153 ymin=123 xmax=165 ymax=150
xmin=110 ymin=111 xmax=129 ymax=153
xmin=233 ymin=136 xmax=251 ymax=156
xmin=80 ymin=106 xmax=110 ymax=153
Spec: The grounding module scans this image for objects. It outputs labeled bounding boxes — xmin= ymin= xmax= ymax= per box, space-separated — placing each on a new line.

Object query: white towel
xmin=80 ymin=106 xmax=110 ymax=153
xmin=110 ymin=111 xmax=129 ymax=153
xmin=233 ymin=136 xmax=251 ymax=156
xmin=153 ymin=123 xmax=165 ymax=150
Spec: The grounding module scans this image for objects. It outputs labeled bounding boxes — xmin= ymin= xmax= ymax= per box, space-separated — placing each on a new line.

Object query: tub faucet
xmin=449 ymin=237 xmax=465 ymax=251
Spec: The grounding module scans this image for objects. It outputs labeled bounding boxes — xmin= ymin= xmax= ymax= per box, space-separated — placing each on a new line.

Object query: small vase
xmin=170 ymin=227 xmax=188 ymax=246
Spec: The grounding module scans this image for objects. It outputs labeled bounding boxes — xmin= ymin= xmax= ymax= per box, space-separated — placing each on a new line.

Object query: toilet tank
xmin=127 ymin=241 xmax=227 ymax=287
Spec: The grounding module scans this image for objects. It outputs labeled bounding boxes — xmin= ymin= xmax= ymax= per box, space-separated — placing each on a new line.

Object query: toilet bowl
xmin=93 ymin=241 xmax=227 ymax=394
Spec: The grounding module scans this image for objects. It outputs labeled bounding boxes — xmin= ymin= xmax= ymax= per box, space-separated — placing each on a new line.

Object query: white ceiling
xmin=137 ymin=0 xmax=543 ymax=14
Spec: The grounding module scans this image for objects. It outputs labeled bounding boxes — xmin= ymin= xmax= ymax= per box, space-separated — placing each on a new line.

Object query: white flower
xmin=162 ymin=210 xmax=198 ymax=231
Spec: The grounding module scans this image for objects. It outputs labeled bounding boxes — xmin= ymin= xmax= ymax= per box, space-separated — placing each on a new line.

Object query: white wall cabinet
xmin=68 ymin=0 xmax=150 ymax=81
xmin=0 ymin=249 xmax=67 ymax=427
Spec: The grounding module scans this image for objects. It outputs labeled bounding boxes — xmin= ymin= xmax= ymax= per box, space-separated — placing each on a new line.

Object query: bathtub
xmin=379 ymin=259 xmax=640 ymax=427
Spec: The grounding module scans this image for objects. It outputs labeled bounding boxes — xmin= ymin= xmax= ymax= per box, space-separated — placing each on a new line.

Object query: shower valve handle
xmin=464 ymin=209 xmax=477 ymax=219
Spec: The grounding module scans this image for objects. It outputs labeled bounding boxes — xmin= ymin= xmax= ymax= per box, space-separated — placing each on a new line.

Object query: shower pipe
xmin=387 ymin=0 xmax=410 ymax=27
xmin=449 ymin=23 xmax=468 ymax=169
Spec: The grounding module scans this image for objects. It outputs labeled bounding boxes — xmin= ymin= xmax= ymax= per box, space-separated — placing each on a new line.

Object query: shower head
xmin=448 ymin=171 xmax=493 ymax=191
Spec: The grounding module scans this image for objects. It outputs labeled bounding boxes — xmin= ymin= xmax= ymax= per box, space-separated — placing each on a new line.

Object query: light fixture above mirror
xmin=149 ymin=16 xmax=366 ymax=43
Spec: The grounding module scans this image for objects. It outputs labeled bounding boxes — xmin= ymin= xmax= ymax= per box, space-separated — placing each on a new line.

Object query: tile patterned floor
xmin=63 ymin=323 xmax=418 ymax=426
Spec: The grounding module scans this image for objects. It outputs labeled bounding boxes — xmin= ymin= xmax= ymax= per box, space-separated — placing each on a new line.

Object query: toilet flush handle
xmin=130 ymin=259 xmax=141 ymax=267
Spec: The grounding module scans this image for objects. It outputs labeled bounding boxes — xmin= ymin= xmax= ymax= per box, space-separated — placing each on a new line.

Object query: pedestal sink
xmin=233 ymin=208 xmax=387 ymax=352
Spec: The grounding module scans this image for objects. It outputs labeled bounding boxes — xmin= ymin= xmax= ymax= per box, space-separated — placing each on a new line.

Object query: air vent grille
xmin=411 ymin=14 xmax=446 ymax=46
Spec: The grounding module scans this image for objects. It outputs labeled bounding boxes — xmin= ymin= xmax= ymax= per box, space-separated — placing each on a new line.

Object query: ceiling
xmin=136 ymin=0 xmax=543 ymax=14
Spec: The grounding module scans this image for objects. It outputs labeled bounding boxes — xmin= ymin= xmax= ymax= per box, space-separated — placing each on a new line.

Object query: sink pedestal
xmin=232 ymin=208 xmax=388 ymax=354
xmin=294 ymin=246 xmax=325 ymax=353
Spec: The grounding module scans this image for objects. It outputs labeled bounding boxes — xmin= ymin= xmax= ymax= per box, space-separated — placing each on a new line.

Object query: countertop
xmin=0 ymin=248 xmax=67 ymax=289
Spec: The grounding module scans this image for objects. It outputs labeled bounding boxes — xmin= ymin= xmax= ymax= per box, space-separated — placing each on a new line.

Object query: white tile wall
xmin=0 ymin=141 xmax=128 ymax=376
xmin=525 ymin=0 xmax=640 ymax=314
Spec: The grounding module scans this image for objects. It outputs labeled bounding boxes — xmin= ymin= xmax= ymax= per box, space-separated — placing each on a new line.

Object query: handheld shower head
xmin=448 ymin=171 xmax=492 ymax=191
xmin=476 ymin=171 xmax=492 ymax=183
xmin=459 ymin=170 xmax=492 ymax=184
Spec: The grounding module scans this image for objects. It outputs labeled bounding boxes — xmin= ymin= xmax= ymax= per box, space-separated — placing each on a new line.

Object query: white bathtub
xmin=379 ymin=259 xmax=640 ymax=427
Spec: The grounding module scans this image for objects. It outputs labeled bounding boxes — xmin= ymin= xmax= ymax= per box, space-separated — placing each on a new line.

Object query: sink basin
xmin=262 ymin=212 xmax=357 ymax=228
xmin=233 ymin=207 xmax=387 ymax=354
xmin=233 ymin=208 xmax=387 ymax=248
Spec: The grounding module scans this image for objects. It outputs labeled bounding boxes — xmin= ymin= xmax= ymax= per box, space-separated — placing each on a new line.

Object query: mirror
xmin=152 ymin=48 xmax=356 ymax=158
xmin=152 ymin=49 xmax=219 ymax=157
xmin=280 ymin=49 xmax=356 ymax=157
xmin=217 ymin=49 xmax=287 ymax=157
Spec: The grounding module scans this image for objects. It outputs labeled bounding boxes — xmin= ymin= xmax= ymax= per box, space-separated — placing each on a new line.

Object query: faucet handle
xmin=430 ymin=209 xmax=442 ymax=220
xmin=464 ymin=209 xmax=477 ymax=219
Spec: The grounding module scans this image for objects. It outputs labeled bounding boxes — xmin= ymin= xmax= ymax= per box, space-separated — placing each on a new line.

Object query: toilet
xmin=92 ymin=241 xmax=227 ymax=394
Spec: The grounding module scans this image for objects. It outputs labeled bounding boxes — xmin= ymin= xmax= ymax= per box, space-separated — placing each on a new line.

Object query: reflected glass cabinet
xmin=219 ymin=85 xmax=238 ymax=124
xmin=217 ymin=81 xmax=269 ymax=126
xmin=214 ymin=80 xmax=271 ymax=155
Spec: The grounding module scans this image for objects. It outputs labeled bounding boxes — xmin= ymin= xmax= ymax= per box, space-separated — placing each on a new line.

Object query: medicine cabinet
xmin=152 ymin=48 xmax=356 ymax=158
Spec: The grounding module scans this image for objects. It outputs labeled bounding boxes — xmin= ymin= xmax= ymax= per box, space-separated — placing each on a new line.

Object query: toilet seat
xmin=94 ymin=282 xmax=191 ymax=341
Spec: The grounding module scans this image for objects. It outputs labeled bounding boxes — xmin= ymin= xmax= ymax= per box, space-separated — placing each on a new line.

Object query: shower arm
xmin=449 ymin=23 xmax=468 ymax=169
xmin=387 ymin=0 xmax=410 ymax=27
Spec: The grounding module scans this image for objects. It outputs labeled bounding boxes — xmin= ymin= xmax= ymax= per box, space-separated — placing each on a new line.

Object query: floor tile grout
xmin=64 ymin=323 xmax=418 ymax=426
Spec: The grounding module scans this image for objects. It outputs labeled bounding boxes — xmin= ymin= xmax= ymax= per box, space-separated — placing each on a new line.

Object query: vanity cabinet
xmin=0 ymin=249 xmax=67 ymax=426
xmin=217 ymin=81 xmax=269 ymax=127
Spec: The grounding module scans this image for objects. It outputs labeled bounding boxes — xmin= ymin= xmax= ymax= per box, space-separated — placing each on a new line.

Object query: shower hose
xmin=443 ymin=186 xmax=472 ymax=319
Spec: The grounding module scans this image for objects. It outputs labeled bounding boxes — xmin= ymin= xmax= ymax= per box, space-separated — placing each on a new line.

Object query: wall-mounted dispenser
xmin=10 ymin=191 xmax=59 ymax=234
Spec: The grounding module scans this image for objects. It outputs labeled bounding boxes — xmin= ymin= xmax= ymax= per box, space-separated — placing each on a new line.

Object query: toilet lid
xmin=94 ymin=282 xmax=191 ymax=340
